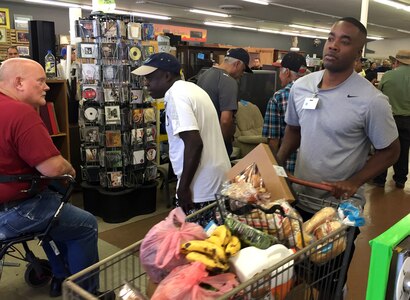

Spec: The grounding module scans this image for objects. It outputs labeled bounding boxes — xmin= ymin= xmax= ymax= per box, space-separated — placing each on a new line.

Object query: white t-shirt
xmin=165 ymin=80 xmax=231 ymax=203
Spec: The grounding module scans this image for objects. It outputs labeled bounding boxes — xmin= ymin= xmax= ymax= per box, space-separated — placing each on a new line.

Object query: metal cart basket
xmin=63 ymin=194 xmax=356 ymax=300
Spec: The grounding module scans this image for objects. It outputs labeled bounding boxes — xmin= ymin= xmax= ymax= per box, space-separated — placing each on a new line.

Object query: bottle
xmin=229 ymin=244 xmax=294 ymax=283
xmin=306 ymin=54 xmax=311 ymax=67
xmin=225 ymin=217 xmax=278 ymax=249
xmin=45 ymin=50 xmax=56 ymax=79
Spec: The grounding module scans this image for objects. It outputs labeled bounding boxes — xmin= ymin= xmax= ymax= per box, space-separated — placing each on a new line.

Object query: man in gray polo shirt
xmin=197 ymin=48 xmax=252 ymax=156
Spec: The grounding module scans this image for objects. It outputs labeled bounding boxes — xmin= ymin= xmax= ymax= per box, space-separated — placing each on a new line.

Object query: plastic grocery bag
xmin=140 ymin=207 xmax=207 ymax=283
xmin=152 ymin=262 xmax=239 ymax=300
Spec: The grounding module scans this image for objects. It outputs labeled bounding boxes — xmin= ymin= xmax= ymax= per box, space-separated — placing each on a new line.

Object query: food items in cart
xmin=181 ymin=240 xmax=228 ymax=270
xmin=181 ymin=225 xmax=241 ymax=272
xmin=295 ymin=207 xmax=346 ymax=264
xmin=207 ymin=224 xmax=231 ymax=247
xmin=184 ymin=251 xmax=229 ymax=272
xmin=225 ymin=236 xmax=241 ymax=258
xmin=225 ymin=217 xmax=278 ymax=249
xmin=229 ymin=244 xmax=294 ymax=298
xmin=303 ymin=207 xmax=337 ymax=234
xmin=140 ymin=207 xmax=207 ymax=283
xmin=221 ymin=163 xmax=271 ymax=203
xmin=295 ymin=207 xmax=337 ymax=249
xmin=151 ymin=262 xmax=239 ymax=300
xmin=119 ymin=281 xmax=148 ymax=300
xmin=232 ymin=199 xmax=303 ymax=247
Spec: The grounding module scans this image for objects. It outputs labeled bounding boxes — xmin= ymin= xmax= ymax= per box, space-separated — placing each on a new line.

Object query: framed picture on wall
xmin=16 ymin=31 xmax=29 ymax=43
xmin=0 ymin=27 xmax=6 ymax=43
xmin=17 ymin=45 xmax=30 ymax=56
xmin=0 ymin=8 xmax=10 ymax=29
xmin=14 ymin=14 xmax=32 ymax=31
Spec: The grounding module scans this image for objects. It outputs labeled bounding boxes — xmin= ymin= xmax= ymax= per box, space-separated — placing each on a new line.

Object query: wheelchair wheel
xmin=24 ymin=259 xmax=52 ymax=287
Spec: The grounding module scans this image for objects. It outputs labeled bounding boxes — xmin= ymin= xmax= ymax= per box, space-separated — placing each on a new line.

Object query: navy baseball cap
xmin=226 ymin=48 xmax=253 ymax=73
xmin=280 ymin=52 xmax=307 ymax=74
xmin=132 ymin=52 xmax=181 ymax=76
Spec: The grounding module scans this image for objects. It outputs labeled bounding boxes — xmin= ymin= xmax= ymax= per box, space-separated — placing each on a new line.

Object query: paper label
xmin=273 ymin=165 xmax=287 ymax=177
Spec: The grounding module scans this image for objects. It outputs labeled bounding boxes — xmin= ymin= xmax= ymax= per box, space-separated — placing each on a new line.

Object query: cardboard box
xmin=227 ymin=143 xmax=295 ymax=203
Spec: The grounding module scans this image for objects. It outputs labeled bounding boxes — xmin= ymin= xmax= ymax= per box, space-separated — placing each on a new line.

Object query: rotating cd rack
xmin=76 ymin=14 xmax=158 ymax=190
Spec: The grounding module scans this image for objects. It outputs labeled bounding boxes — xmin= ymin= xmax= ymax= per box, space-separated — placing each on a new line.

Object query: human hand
xmin=176 ymin=187 xmax=194 ymax=212
xmin=321 ymin=180 xmax=360 ymax=199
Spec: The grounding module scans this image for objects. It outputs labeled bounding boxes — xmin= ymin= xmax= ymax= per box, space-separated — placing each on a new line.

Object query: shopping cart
xmin=63 ymin=188 xmax=356 ymax=300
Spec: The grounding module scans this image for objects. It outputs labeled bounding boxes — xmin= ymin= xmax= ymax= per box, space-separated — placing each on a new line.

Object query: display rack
xmin=76 ymin=14 xmax=159 ymax=191
xmin=74 ymin=13 xmax=161 ymax=222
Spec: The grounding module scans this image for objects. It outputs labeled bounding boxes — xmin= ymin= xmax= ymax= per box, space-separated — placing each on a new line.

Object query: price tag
xmin=273 ymin=165 xmax=287 ymax=177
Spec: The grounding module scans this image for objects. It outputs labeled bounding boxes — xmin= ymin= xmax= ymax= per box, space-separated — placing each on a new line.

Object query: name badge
xmin=303 ymin=97 xmax=319 ymax=110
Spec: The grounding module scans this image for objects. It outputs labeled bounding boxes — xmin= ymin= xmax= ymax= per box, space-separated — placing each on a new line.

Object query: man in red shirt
xmin=0 ymin=58 xmax=99 ymax=297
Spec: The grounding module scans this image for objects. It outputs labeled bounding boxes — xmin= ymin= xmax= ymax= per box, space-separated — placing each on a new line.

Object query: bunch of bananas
xmin=181 ymin=225 xmax=241 ymax=272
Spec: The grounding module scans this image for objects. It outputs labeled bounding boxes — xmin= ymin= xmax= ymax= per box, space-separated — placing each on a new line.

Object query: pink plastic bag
xmin=140 ymin=207 xmax=207 ymax=283
xmin=152 ymin=262 xmax=239 ymax=300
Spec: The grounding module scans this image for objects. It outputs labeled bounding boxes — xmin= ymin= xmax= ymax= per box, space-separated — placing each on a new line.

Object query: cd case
xmin=76 ymin=19 xmax=100 ymax=38
xmin=78 ymin=42 xmax=100 ymax=59
xmin=81 ymin=64 xmax=101 ymax=83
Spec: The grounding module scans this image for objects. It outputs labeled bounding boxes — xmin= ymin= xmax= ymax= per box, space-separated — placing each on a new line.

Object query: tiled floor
xmin=1 ymin=170 xmax=409 ymax=299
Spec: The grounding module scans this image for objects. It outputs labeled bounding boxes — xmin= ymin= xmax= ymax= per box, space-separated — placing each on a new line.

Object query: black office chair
xmin=0 ymin=174 xmax=75 ymax=287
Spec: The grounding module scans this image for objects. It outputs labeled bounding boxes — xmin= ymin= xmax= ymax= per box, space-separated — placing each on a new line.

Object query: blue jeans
xmin=0 ymin=189 xmax=99 ymax=292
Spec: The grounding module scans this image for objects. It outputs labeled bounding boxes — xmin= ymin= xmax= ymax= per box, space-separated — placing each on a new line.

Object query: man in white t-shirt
xmin=132 ymin=53 xmax=230 ymax=217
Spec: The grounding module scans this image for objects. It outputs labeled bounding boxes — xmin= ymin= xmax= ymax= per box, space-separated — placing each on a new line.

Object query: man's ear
xmin=14 ymin=76 xmax=23 ymax=91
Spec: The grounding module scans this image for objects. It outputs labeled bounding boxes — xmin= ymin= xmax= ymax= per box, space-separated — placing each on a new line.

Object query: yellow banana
xmin=225 ymin=235 xmax=241 ymax=258
xmin=223 ymin=226 xmax=232 ymax=247
xmin=206 ymin=235 xmax=224 ymax=247
xmin=181 ymin=240 xmax=227 ymax=262
xmin=211 ymin=225 xmax=231 ymax=247
xmin=185 ymin=251 xmax=229 ymax=272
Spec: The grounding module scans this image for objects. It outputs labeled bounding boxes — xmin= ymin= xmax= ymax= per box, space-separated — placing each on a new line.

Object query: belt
xmin=0 ymin=198 xmax=26 ymax=212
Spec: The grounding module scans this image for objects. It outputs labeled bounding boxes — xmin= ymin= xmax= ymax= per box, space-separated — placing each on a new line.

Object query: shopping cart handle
xmin=287 ymin=175 xmax=335 ymax=193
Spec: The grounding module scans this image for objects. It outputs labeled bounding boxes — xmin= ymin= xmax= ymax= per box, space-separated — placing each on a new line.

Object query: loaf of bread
xmin=303 ymin=207 xmax=337 ymax=233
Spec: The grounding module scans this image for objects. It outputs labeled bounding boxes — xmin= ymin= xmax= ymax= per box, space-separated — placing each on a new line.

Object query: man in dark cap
xmin=197 ymin=48 xmax=252 ymax=157
xmin=132 ymin=53 xmax=230 ymax=219
xmin=262 ymin=52 xmax=308 ymax=174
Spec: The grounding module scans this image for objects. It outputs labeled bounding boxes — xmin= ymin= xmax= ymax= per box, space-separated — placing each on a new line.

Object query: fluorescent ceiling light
xmin=25 ymin=0 xmax=91 ymax=9
xmin=259 ymin=28 xmax=327 ymax=39
xmin=289 ymin=24 xmax=329 ymax=33
xmin=242 ymin=0 xmax=270 ymax=5
xmin=113 ymin=9 xmax=171 ymax=20
xmin=204 ymin=22 xmax=258 ymax=31
xmin=204 ymin=21 xmax=232 ymax=28
xmin=234 ymin=25 xmax=258 ymax=31
xmin=374 ymin=0 xmax=410 ymax=12
xmin=24 ymin=0 xmax=170 ymax=19
xmin=397 ymin=29 xmax=410 ymax=33
xmin=367 ymin=36 xmax=384 ymax=40
xmin=189 ymin=9 xmax=229 ymax=17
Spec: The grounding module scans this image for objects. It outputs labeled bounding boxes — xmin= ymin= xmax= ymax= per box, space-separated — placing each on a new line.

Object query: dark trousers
xmin=374 ymin=115 xmax=410 ymax=184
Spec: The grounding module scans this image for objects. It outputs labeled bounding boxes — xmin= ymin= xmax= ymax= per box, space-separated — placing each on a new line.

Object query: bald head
xmin=0 ymin=58 xmax=49 ymax=107
xmin=0 ymin=58 xmax=43 ymax=82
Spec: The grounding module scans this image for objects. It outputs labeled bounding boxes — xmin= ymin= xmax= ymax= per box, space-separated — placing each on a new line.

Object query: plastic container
xmin=45 ymin=50 xmax=56 ymax=79
xmin=229 ymin=244 xmax=294 ymax=283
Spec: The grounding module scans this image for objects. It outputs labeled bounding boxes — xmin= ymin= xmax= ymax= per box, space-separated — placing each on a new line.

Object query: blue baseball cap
xmin=61 ymin=48 xmax=67 ymax=57
xmin=132 ymin=52 xmax=181 ymax=76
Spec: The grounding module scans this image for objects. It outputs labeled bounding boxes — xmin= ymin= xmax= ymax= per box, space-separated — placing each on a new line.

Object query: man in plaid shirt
xmin=262 ymin=52 xmax=308 ymax=173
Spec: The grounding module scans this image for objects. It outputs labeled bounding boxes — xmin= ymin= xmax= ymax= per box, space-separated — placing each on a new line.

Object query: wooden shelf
xmin=45 ymin=80 xmax=71 ymax=161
